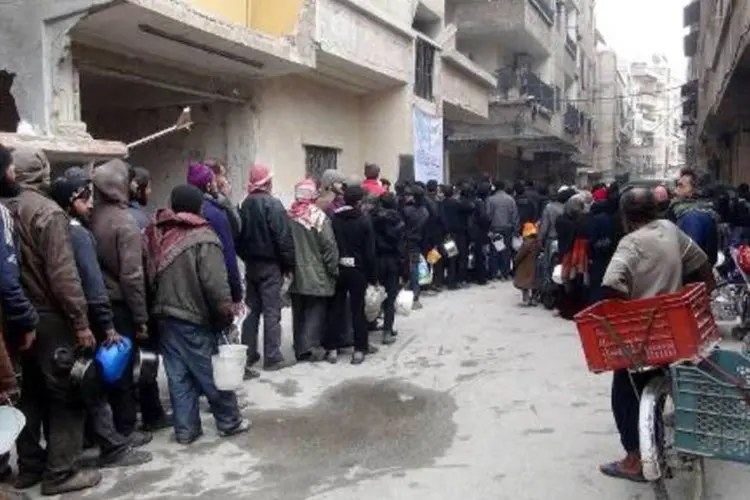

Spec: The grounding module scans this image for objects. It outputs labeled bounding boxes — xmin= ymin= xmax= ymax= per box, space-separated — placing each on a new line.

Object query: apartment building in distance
xmin=445 ymin=0 xmax=598 ymax=186
xmin=593 ymin=41 xmax=634 ymax=183
xmin=685 ymin=0 xmax=750 ymax=184
xmin=0 ymin=0 xmax=495 ymax=204
xmin=627 ymin=55 xmax=684 ymax=180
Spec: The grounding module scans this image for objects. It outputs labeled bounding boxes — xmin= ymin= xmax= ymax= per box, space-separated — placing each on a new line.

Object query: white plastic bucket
xmin=213 ymin=345 xmax=247 ymax=391
xmin=0 ymin=406 xmax=25 ymax=455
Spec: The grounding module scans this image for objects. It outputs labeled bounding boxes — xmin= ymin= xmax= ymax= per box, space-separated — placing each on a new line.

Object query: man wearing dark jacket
xmin=49 ymin=173 xmax=152 ymax=468
xmin=145 ymin=185 xmax=249 ymax=445
xmin=330 ymin=186 xmax=377 ymax=364
xmin=0 ymin=145 xmax=38 ymax=498
xmin=187 ymin=163 xmax=243 ymax=306
xmin=401 ymin=185 xmax=429 ymax=309
xmin=424 ymin=180 xmax=445 ymax=290
xmin=372 ymin=193 xmax=405 ymax=344
xmin=2 ymin=146 xmax=100 ymax=495
xmin=91 ymin=159 xmax=168 ymax=436
xmin=237 ymin=165 xmax=295 ymax=372
xmin=442 ymin=184 xmax=474 ymax=288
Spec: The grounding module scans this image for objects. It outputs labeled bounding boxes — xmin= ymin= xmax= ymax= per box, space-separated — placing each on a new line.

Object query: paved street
xmin=54 ymin=282 xmax=748 ymax=500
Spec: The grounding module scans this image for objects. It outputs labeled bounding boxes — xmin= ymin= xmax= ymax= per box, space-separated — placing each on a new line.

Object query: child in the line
xmin=514 ymin=222 xmax=540 ymax=306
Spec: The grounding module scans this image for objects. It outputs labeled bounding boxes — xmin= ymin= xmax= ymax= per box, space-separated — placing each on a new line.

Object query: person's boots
xmin=40 ymin=469 xmax=102 ymax=496
xmin=98 ymin=446 xmax=153 ymax=468
xmin=382 ymin=331 xmax=397 ymax=345
xmin=13 ymin=472 xmax=41 ymax=490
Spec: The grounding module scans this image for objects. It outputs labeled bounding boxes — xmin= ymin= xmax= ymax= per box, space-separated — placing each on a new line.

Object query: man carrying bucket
xmin=144 ymin=185 xmax=249 ymax=445
xmin=597 ymin=187 xmax=715 ymax=482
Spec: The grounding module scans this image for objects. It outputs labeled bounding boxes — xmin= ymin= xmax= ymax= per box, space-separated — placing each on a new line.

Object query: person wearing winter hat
xmin=186 ymin=162 xmax=243 ymax=311
xmin=49 ymin=173 xmax=153 ymax=468
xmin=287 ymin=179 xmax=339 ymax=362
xmin=318 ymin=169 xmax=347 ymax=215
xmin=204 ymin=159 xmax=241 ymax=240
xmin=145 ymin=184 xmax=249 ymax=444
xmin=3 ymin=147 xmax=100 ymax=495
xmin=237 ymin=164 xmax=296 ymax=374
xmin=329 ymin=185 xmax=378 ymax=364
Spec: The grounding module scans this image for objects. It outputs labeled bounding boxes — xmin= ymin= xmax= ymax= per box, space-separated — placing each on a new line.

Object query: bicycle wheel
xmin=639 ymin=375 xmax=705 ymax=500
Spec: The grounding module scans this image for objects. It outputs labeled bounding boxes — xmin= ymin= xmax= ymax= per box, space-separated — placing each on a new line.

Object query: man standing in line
xmin=90 ymin=159 xmax=168 ymax=435
xmin=1 ymin=146 xmax=101 ymax=495
xmin=237 ymin=165 xmax=296 ymax=374
xmin=486 ymin=181 xmax=519 ymax=280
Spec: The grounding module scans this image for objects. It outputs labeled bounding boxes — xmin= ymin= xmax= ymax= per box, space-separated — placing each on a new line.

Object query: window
xmin=304 ymin=145 xmax=339 ymax=182
xmin=414 ymin=38 xmax=436 ymax=101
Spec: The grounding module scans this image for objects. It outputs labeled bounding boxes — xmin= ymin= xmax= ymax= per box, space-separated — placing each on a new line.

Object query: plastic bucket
xmin=213 ymin=345 xmax=247 ymax=391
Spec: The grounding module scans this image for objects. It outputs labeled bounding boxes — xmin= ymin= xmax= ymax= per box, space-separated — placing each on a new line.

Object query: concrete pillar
xmin=225 ymin=103 xmax=257 ymax=205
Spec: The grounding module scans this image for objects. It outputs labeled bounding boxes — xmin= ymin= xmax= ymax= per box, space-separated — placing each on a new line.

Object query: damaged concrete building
xmin=0 ymin=0 xmax=494 ymax=205
xmin=687 ymin=0 xmax=750 ymax=184
xmin=444 ymin=0 xmax=599 ymax=185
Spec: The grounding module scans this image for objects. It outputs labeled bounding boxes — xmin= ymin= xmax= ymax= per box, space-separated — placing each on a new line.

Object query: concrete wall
xmin=360 ymin=86 xmax=412 ymax=177
xmin=253 ymin=76 xmax=362 ymax=200
xmin=441 ymin=56 xmax=491 ymax=118
xmin=181 ymin=0 xmax=307 ymax=35
xmin=316 ymin=0 xmax=413 ymax=82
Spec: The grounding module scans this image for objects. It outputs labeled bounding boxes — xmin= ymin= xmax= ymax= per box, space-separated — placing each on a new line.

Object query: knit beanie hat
xmin=170 ymin=184 xmax=204 ymax=215
xmin=64 ymin=166 xmax=91 ymax=183
xmin=187 ymin=162 xmax=214 ymax=191
xmin=343 ymin=185 xmax=365 ymax=206
xmin=49 ymin=175 xmax=90 ymax=209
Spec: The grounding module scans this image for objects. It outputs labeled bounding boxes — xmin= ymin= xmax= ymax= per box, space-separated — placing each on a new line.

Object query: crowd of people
xmin=0 ymin=136 xmax=744 ymax=497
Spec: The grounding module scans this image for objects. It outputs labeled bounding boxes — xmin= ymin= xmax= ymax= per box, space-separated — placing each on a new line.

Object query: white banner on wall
xmin=412 ymin=106 xmax=444 ymax=184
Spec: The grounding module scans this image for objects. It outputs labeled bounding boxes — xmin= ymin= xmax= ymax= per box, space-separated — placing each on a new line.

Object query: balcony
xmin=637 ymin=93 xmax=659 ymax=110
xmin=684 ymin=30 xmax=698 ymax=57
xmin=564 ymin=37 xmax=577 ymax=79
xmin=453 ymin=0 xmax=554 ymax=58
xmin=564 ymin=105 xmax=583 ymax=135
xmin=441 ymin=48 xmax=495 ymax=120
xmin=683 ymin=0 xmax=700 ymax=27
xmin=492 ymin=67 xmax=556 ymax=113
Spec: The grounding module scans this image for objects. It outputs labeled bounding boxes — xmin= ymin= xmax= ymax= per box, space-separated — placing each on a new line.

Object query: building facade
xmin=444 ymin=0 xmax=598 ymax=186
xmin=626 ymin=55 xmax=684 ymax=180
xmin=593 ymin=45 xmax=634 ymax=182
xmin=686 ymin=0 xmax=750 ymax=185
xmin=0 ymin=0 xmax=494 ymax=205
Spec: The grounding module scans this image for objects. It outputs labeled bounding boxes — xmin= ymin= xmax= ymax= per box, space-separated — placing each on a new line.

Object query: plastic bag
xmin=512 ymin=236 xmax=523 ymax=251
xmin=365 ymin=285 xmax=386 ymax=322
xmin=492 ymin=235 xmax=506 ymax=252
xmin=417 ymin=255 xmax=433 ymax=285
xmin=396 ymin=289 xmax=414 ymax=316
xmin=442 ymin=238 xmax=459 ymax=258
xmin=426 ymin=248 xmax=442 ymax=265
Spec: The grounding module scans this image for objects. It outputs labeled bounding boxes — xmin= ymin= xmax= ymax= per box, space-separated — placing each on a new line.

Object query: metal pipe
xmin=126 ymin=107 xmax=193 ymax=151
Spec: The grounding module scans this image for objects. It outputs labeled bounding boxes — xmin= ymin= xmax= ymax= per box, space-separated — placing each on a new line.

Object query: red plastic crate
xmin=574 ymin=283 xmax=719 ymax=373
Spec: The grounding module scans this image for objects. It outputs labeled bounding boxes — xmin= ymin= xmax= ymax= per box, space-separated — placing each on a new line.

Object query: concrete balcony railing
xmin=441 ymin=48 xmax=496 ymax=119
xmin=453 ymin=0 xmax=554 ymax=58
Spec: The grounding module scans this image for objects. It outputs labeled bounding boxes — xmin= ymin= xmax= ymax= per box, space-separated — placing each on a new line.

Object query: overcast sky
xmin=596 ymin=0 xmax=686 ymax=81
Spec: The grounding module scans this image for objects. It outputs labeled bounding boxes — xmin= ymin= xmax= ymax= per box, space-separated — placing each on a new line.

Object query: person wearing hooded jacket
xmin=1 ymin=146 xmax=100 ymax=495
xmin=90 ymin=159 xmax=169 ymax=437
xmin=49 ymin=172 xmax=153 ymax=469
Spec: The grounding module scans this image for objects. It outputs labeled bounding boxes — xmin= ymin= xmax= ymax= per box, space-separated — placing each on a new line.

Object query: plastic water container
xmin=213 ymin=345 xmax=247 ymax=391
xmin=96 ymin=336 xmax=133 ymax=384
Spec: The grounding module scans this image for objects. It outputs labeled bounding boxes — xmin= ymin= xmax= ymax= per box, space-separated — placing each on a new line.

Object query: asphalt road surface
xmin=39 ymin=282 xmax=749 ymax=499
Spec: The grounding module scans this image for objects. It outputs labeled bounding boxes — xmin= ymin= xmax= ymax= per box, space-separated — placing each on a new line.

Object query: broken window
xmin=304 ymin=145 xmax=339 ymax=182
xmin=414 ymin=38 xmax=435 ymax=101
xmin=0 ymin=71 xmax=20 ymax=133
